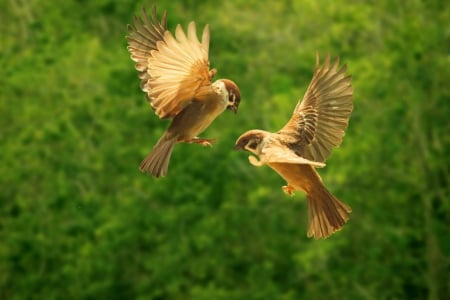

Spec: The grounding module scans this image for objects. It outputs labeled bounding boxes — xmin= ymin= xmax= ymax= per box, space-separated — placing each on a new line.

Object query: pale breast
xmin=268 ymin=163 xmax=321 ymax=194
xmin=169 ymin=95 xmax=227 ymax=140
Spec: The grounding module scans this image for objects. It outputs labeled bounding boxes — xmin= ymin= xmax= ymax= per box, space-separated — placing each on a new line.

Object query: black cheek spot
xmin=248 ymin=141 xmax=258 ymax=150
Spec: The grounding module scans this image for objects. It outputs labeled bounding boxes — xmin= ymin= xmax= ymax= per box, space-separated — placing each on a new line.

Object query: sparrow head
xmin=215 ymin=79 xmax=241 ymax=114
xmin=234 ymin=130 xmax=266 ymax=155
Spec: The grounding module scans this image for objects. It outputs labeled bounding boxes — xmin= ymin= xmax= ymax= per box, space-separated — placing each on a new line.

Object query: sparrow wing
xmin=127 ymin=6 xmax=167 ymax=94
xmin=249 ymin=147 xmax=325 ymax=168
xmin=147 ymin=21 xmax=215 ymax=119
xmin=279 ymin=52 xmax=353 ymax=162
xmin=127 ymin=7 xmax=215 ymax=119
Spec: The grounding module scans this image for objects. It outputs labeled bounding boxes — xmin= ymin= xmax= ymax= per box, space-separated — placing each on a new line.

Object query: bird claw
xmin=282 ymin=184 xmax=295 ymax=196
xmin=187 ymin=137 xmax=217 ymax=147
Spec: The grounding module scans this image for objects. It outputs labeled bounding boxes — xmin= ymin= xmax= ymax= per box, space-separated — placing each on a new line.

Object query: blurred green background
xmin=1 ymin=0 xmax=449 ymax=299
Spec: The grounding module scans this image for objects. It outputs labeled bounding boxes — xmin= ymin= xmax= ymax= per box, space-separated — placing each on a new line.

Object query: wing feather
xmin=147 ymin=22 xmax=214 ymax=118
xmin=127 ymin=7 xmax=215 ymax=119
xmin=279 ymin=52 xmax=353 ymax=162
xmin=126 ymin=5 xmax=167 ymax=94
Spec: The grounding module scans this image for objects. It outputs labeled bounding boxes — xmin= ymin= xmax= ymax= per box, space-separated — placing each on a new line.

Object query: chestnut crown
xmin=220 ymin=79 xmax=241 ymax=114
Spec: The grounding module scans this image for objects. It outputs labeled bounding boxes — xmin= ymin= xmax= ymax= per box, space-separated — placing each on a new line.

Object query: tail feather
xmin=140 ymin=135 xmax=176 ymax=177
xmin=306 ymin=185 xmax=351 ymax=239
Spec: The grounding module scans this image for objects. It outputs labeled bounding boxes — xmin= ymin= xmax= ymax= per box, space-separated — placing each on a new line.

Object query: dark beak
xmin=229 ymin=105 xmax=238 ymax=114
xmin=234 ymin=143 xmax=243 ymax=150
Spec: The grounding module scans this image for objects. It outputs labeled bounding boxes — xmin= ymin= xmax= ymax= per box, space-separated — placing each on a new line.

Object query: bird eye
xmin=248 ymin=141 xmax=258 ymax=150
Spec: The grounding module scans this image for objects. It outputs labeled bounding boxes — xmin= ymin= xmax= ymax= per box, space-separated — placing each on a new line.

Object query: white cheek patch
xmin=218 ymin=81 xmax=229 ymax=104
xmin=249 ymin=155 xmax=264 ymax=167
xmin=218 ymin=81 xmax=227 ymax=95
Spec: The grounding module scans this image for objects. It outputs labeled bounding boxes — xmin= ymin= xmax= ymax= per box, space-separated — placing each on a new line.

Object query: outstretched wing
xmin=278 ymin=52 xmax=353 ymax=162
xmin=127 ymin=5 xmax=167 ymax=93
xmin=147 ymin=22 xmax=216 ymax=119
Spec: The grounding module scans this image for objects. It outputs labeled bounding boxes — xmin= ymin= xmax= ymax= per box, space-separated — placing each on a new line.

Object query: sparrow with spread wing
xmin=234 ymin=53 xmax=353 ymax=239
xmin=127 ymin=5 xmax=241 ymax=177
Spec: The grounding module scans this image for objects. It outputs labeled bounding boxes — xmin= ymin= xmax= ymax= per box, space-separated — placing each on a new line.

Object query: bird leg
xmin=282 ymin=184 xmax=295 ymax=196
xmin=185 ymin=137 xmax=217 ymax=147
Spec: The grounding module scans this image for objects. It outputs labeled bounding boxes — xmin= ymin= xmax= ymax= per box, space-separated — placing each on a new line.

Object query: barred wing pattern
xmin=279 ymin=53 xmax=353 ymax=163
xmin=127 ymin=6 xmax=216 ymax=119
xmin=127 ymin=6 xmax=167 ymax=93
xmin=146 ymin=22 xmax=215 ymax=119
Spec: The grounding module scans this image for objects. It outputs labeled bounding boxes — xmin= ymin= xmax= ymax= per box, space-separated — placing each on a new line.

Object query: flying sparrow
xmin=234 ymin=53 xmax=353 ymax=239
xmin=127 ymin=5 xmax=241 ymax=177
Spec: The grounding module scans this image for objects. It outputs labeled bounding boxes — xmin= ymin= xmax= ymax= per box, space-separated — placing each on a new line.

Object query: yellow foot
xmin=186 ymin=137 xmax=217 ymax=147
xmin=282 ymin=184 xmax=295 ymax=196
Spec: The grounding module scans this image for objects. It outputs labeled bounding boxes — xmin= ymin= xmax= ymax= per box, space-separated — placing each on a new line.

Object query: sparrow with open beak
xmin=235 ymin=53 xmax=353 ymax=239
xmin=127 ymin=5 xmax=241 ymax=177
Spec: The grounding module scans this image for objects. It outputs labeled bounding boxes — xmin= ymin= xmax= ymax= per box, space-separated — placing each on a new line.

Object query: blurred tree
xmin=0 ymin=0 xmax=448 ymax=299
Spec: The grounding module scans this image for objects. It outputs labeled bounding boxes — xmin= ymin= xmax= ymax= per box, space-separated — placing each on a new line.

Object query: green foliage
xmin=1 ymin=0 xmax=448 ymax=299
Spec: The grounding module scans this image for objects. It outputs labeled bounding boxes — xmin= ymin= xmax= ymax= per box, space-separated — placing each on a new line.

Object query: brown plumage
xmin=235 ymin=53 xmax=353 ymax=239
xmin=127 ymin=5 xmax=241 ymax=177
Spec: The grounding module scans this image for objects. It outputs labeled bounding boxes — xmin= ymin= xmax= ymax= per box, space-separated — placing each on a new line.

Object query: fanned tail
xmin=306 ymin=185 xmax=351 ymax=239
xmin=140 ymin=134 xmax=176 ymax=177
